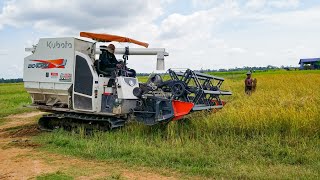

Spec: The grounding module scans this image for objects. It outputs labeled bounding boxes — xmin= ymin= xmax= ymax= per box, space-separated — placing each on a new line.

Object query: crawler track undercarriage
xmin=38 ymin=112 xmax=126 ymax=132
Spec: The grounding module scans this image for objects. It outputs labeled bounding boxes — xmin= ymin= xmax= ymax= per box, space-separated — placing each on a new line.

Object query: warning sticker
xmin=51 ymin=72 xmax=58 ymax=78
xmin=59 ymin=73 xmax=72 ymax=82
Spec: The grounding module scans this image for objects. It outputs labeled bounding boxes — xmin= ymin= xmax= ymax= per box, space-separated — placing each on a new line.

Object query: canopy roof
xmin=299 ymin=58 xmax=320 ymax=64
xmin=80 ymin=32 xmax=149 ymax=48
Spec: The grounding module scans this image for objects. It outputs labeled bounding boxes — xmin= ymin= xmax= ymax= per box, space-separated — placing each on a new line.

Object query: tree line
xmin=0 ymin=78 xmax=23 ymax=83
xmin=136 ymin=65 xmax=299 ymax=76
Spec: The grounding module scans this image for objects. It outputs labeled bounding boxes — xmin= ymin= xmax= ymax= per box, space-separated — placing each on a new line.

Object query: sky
xmin=0 ymin=0 xmax=320 ymax=78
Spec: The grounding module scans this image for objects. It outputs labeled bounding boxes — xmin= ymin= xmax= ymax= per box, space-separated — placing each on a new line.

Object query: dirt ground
xmin=0 ymin=112 xmax=179 ymax=180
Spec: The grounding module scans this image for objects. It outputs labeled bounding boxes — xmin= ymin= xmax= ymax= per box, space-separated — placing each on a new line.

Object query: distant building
xmin=299 ymin=58 xmax=320 ymax=69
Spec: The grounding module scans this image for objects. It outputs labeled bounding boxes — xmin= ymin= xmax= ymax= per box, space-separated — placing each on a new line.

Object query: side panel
xmin=24 ymin=38 xmax=75 ymax=83
xmin=116 ymin=77 xmax=139 ymax=99
xmin=23 ymin=38 xmax=75 ymax=106
xmin=72 ymin=52 xmax=98 ymax=112
xmin=74 ymin=94 xmax=93 ymax=110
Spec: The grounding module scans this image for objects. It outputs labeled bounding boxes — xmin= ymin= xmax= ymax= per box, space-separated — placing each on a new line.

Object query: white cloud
xmin=0 ymin=49 xmax=8 ymax=55
xmin=245 ymin=0 xmax=300 ymax=10
xmin=269 ymin=0 xmax=299 ymax=9
xmin=161 ymin=0 xmax=176 ymax=4
xmin=0 ymin=64 xmax=23 ymax=78
xmin=261 ymin=6 xmax=320 ymax=26
xmin=191 ymin=0 xmax=219 ymax=9
xmin=0 ymin=0 xmax=163 ymax=35
xmin=255 ymin=51 xmax=265 ymax=57
xmin=160 ymin=1 xmax=240 ymax=40
xmin=227 ymin=47 xmax=247 ymax=54
xmin=245 ymin=0 xmax=266 ymax=10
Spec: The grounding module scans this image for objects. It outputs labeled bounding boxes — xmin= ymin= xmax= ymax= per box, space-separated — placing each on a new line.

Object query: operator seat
xmin=97 ymin=45 xmax=116 ymax=76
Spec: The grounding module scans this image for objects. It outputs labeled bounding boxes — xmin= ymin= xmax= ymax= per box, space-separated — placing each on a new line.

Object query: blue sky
xmin=1 ymin=0 xmax=320 ymax=78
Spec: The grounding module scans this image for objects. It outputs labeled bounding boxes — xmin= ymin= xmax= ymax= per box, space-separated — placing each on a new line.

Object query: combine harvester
xmin=24 ymin=32 xmax=232 ymax=131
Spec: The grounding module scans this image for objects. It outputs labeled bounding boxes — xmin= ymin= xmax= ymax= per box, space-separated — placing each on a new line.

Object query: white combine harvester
xmin=24 ymin=32 xmax=231 ymax=131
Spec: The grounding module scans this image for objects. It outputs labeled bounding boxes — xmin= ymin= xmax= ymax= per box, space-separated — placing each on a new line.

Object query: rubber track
xmin=39 ymin=112 xmax=126 ymax=131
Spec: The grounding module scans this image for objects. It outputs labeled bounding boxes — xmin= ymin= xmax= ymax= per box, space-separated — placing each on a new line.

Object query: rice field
xmin=205 ymin=70 xmax=320 ymax=136
xmin=1 ymin=70 xmax=320 ymax=178
xmin=0 ymin=83 xmax=32 ymax=124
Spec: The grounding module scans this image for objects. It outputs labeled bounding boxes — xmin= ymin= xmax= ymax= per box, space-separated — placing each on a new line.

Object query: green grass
xmin=0 ymin=83 xmax=32 ymax=118
xmin=36 ymin=171 xmax=73 ymax=180
xmin=0 ymin=83 xmax=33 ymax=124
xmin=36 ymin=122 xmax=319 ymax=179
xmin=101 ymin=173 xmax=125 ymax=180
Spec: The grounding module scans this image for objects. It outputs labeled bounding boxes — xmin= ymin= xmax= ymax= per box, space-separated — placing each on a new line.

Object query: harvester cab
xmin=24 ymin=32 xmax=231 ymax=131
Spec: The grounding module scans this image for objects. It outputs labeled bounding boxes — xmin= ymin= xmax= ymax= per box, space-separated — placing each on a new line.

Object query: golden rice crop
xmin=164 ymin=72 xmax=320 ymax=137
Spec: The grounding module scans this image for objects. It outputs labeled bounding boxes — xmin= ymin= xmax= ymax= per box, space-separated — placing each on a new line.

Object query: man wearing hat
xmin=99 ymin=44 xmax=123 ymax=73
xmin=245 ymin=71 xmax=253 ymax=95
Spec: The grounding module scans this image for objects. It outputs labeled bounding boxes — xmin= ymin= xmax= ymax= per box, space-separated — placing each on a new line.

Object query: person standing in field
xmin=245 ymin=71 xmax=253 ymax=95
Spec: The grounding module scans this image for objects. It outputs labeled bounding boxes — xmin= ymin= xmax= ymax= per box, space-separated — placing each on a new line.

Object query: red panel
xmin=172 ymin=100 xmax=194 ymax=121
xmin=32 ymin=59 xmax=66 ymax=69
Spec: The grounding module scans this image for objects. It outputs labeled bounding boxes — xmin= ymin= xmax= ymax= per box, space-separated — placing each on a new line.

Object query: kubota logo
xmin=47 ymin=41 xmax=72 ymax=49
xmin=28 ymin=59 xmax=67 ymax=69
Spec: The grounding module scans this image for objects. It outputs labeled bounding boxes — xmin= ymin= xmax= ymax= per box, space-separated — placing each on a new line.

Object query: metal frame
xmin=168 ymin=69 xmax=232 ymax=111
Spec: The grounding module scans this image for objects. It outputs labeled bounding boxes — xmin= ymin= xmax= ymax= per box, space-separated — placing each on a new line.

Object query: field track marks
xmin=0 ymin=111 xmax=44 ymax=131
xmin=0 ymin=145 xmax=179 ymax=180
xmin=0 ymin=112 xmax=180 ymax=180
xmin=6 ymin=111 xmax=45 ymax=119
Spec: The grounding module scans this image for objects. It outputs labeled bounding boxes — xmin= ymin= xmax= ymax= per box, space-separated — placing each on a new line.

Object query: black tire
xmin=171 ymin=82 xmax=186 ymax=97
